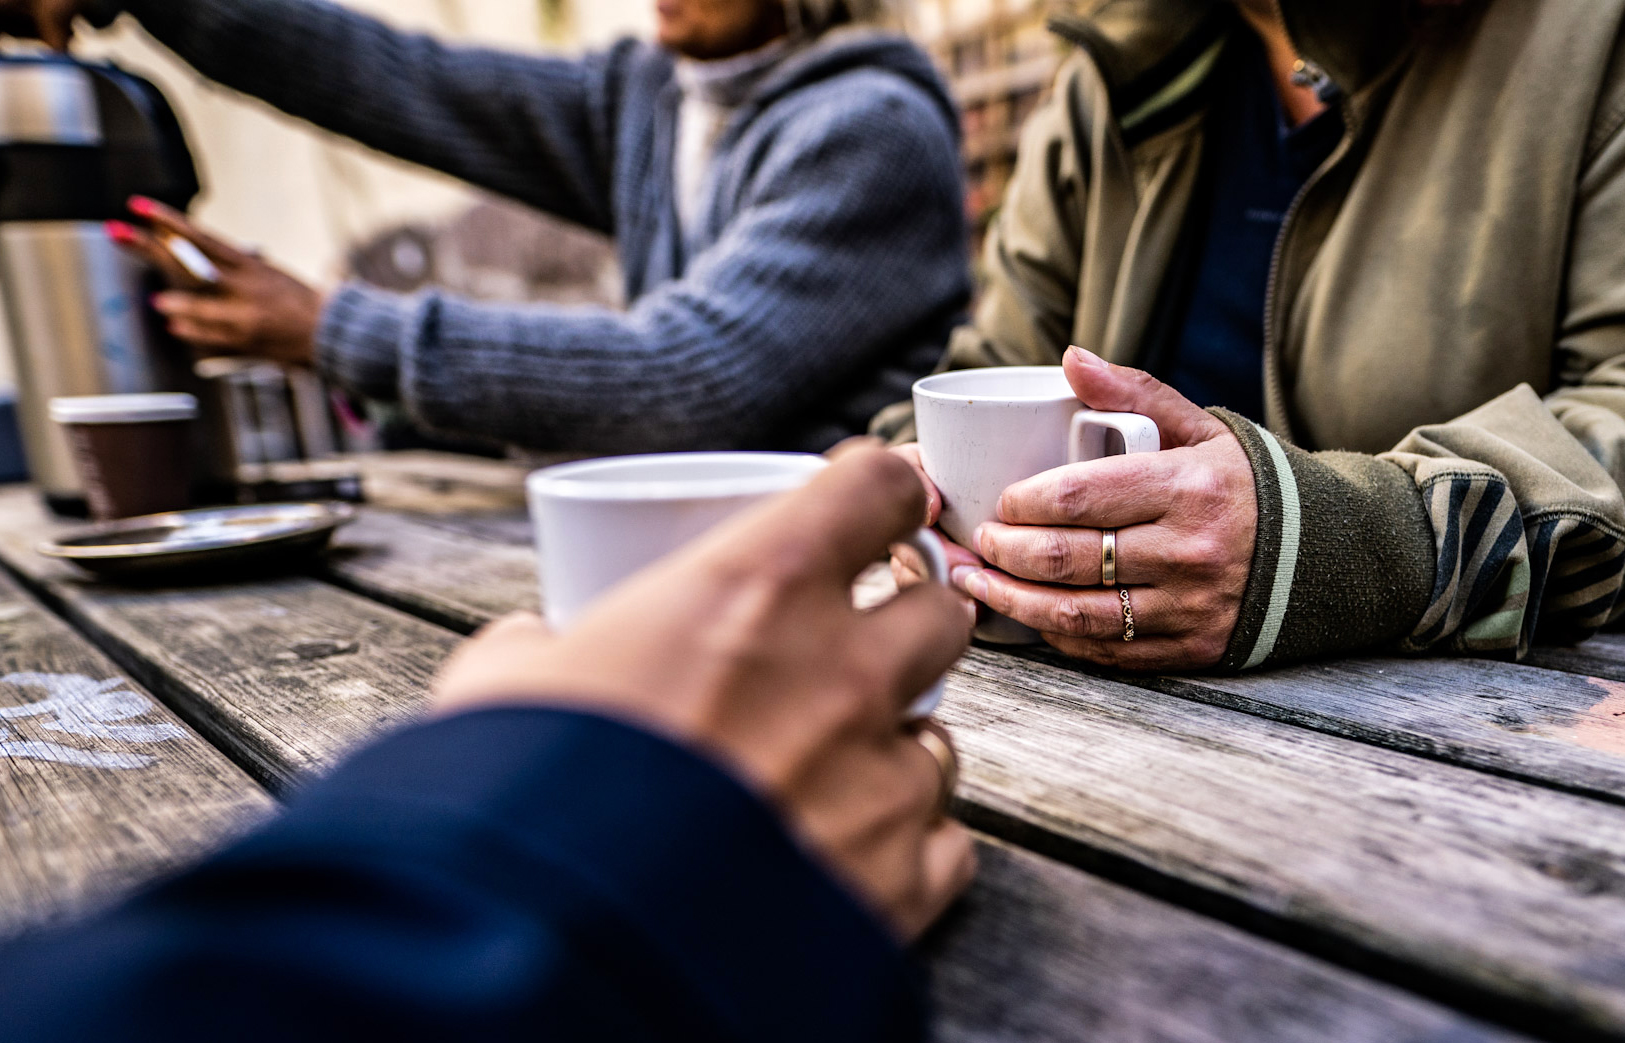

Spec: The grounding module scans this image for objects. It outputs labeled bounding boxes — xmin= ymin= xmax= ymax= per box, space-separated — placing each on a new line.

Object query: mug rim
xmin=527 ymin=451 xmax=827 ymax=502
xmin=913 ymin=366 xmax=1076 ymax=404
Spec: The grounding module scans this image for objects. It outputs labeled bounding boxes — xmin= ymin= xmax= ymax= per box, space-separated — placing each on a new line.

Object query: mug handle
xmin=1068 ymin=410 xmax=1161 ymax=463
xmin=900 ymin=527 xmax=951 ymax=719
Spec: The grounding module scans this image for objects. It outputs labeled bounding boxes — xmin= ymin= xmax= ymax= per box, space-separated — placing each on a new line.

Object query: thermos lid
xmin=49 ymin=393 xmax=199 ymax=424
xmin=0 ymin=58 xmax=100 ymax=146
xmin=0 ymin=55 xmax=201 ymax=223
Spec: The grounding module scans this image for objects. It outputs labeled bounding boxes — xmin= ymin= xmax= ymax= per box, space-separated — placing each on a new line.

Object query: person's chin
xmin=655 ymin=24 xmax=690 ymax=53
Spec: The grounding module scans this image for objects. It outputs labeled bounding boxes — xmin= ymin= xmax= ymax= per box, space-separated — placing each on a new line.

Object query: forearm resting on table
xmin=1218 ymin=381 xmax=1625 ymax=669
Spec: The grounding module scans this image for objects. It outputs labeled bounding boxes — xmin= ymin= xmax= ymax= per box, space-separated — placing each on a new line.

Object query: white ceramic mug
xmin=527 ymin=452 xmax=953 ymax=716
xmin=912 ymin=366 xmax=1160 ymax=644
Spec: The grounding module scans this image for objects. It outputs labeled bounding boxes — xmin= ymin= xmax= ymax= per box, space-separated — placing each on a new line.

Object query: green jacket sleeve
xmin=1210 ymin=411 xmax=1436 ymax=670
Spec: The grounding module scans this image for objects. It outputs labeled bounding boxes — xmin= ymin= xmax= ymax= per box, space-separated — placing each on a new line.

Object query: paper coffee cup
xmin=49 ymin=394 xmax=198 ymax=520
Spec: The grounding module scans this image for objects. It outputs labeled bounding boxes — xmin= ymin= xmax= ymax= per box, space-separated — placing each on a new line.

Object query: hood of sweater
xmin=721 ymin=27 xmax=960 ymax=143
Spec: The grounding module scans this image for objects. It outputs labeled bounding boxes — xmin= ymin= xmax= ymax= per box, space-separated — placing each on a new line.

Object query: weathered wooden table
xmin=5 ymin=450 xmax=1625 ymax=1042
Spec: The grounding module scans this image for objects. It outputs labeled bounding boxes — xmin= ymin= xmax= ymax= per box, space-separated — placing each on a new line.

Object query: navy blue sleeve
xmin=0 ymin=707 xmax=926 ymax=1042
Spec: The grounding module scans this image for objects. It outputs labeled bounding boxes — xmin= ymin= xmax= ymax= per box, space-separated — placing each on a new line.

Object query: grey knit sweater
xmin=113 ymin=0 xmax=971 ymax=453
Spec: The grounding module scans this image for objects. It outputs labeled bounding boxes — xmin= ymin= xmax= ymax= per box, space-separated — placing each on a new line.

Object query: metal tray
xmin=37 ymin=502 xmax=356 ymax=580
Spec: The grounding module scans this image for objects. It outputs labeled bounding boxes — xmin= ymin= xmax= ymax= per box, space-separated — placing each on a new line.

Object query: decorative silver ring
xmin=1120 ymin=588 xmax=1136 ymax=642
xmin=1101 ymin=529 xmax=1118 ymax=587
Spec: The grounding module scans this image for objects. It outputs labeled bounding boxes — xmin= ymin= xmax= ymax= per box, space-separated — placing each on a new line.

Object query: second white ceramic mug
xmin=912 ymin=366 xmax=1160 ymax=644
xmin=527 ymin=451 xmax=952 ymax=717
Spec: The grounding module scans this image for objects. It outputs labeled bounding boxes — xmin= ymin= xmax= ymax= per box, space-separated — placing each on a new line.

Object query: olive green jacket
xmin=875 ymin=0 xmax=1625 ymax=667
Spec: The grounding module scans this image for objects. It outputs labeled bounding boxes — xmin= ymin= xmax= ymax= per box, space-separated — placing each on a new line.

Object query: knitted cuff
xmin=315 ymin=283 xmax=411 ymax=403
xmin=1211 ymin=409 xmax=1436 ymax=670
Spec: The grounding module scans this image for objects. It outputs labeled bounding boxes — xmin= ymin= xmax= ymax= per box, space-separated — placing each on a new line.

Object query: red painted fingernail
xmin=105 ymin=220 xmax=137 ymax=244
xmin=149 ymin=293 xmax=168 ymax=311
xmin=128 ymin=196 xmax=156 ymax=217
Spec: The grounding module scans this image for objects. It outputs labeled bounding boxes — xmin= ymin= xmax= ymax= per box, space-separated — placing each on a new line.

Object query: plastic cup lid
xmin=48 ymin=393 xmax=198 ymax=424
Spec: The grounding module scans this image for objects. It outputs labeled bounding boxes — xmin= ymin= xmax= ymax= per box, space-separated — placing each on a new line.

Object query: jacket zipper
xmin=1259 ymin=3 xmax=1356 ymax=440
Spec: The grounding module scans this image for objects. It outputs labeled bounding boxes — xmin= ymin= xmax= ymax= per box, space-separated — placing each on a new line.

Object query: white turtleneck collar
xmin=672 ymin=35 xmax=801 ymax=238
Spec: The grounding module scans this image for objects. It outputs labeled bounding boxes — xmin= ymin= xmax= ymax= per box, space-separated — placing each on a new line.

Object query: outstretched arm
xmin=317 ymin=77 xmax=968 ymax=453
xmin=112 ymin=0 xmax=625 ymax=229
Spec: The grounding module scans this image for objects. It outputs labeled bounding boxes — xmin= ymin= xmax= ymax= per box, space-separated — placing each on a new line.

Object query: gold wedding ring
xmin=909 ymin=719 xmax=959 ymax=820
xmin=1101 ymin=529 xmax=1118 ymax=587
xmin=1120 ymin=588 xmax=1136 ymax=642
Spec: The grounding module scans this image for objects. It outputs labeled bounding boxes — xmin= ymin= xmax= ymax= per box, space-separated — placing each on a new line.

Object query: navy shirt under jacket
xmin=0 ymin=707 xmax=925 ymax=1042
xmin=1161 ymin=32 xmax=1343 ymax=423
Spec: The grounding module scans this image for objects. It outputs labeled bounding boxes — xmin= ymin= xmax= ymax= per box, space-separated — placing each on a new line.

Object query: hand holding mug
xmin=934 ymin=347 xmax=1258 ymax=668
xmin=900 ymin=358 xmax=1159 ymax=643
xmin=434 ymin=444 xmax=977 ymax=940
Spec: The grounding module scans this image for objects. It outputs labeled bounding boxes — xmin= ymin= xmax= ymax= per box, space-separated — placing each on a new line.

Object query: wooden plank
xmin=324 ymin=509 xmax=896 ymax=634
xmin=322 ymin=450 xmax=541 ymax=630
xmin=284 ymin=487 xmax=1625 ymax=1037
xmin=350 ymin=449 xmax=533 ymax=515
xmin=324 ymin=509 xmax=538 ymax=633
xmin=334 ymin=451 xmax=1625 ymax=811
xmin=1111 ymin=655 xmax=1625 ymax=805
xmin=939 ymin=649 xmax=1625 ymax=1037
xmin=0 ymin=488 xmax=458 ymax=792
xmin=0 ymin=565 xmax=271 ymax=939
xmin=1526 ymin=633 xmax=1625 ymax=683
xmin=852 ymin=568 xmax=1625 ymax=807
xmin=333 ymin=508 xmax=1625 ymax=812
xmin=932 ymin=839 xmax=1524 ymax=1043
xmin=399 ymin=509 xmax=535 ymax=547
xmin=347 ymin=447 xmax=1625 ymax=685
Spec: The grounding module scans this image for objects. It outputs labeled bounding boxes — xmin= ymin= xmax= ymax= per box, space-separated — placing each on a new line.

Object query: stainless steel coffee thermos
xmin=0 ymin=53 xmax=203 ymax=513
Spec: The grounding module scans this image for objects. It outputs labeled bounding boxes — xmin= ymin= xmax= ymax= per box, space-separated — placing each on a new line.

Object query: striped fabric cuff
xmin=1211 ymin=410 xmax=1435 ymax=671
